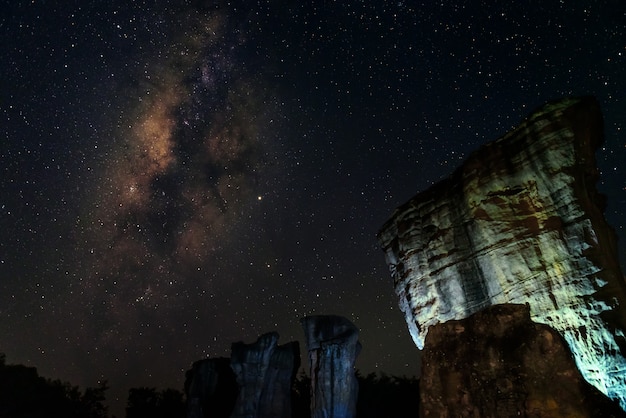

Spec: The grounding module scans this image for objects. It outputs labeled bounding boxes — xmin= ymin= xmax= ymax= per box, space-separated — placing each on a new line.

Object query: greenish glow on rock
xmin=378 ymin=97 xmax=626 ymax=410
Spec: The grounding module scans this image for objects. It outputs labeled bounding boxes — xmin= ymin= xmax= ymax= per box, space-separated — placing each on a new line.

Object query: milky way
xmin=89 ymin=10 xmax=268 ymax=273
xmin=72 ymin=6 xmax=285 ymax=377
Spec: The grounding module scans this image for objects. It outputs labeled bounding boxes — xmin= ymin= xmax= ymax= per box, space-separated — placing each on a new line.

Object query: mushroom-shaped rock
xmin=378 ymin=97 xmax=626 ymax=410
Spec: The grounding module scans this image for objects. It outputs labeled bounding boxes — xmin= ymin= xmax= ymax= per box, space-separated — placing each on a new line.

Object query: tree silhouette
xmin=0 ymin=353 xmax=420 ymax=418
xmin=0 ymin=353 xmax=109 ymax=418
xmin=159 ymin=388 xmax=185 ymax=418
xmin=356 ymin=372 xmax=420 ymax=418
xmin=125 ymin=387 xmax=185 ymax=418
xmin=291 ymin=370 xmax=311 ymax=418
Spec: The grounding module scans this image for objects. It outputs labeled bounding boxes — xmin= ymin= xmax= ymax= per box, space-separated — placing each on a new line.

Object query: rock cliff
xmin=301 ymin=315 xmax=361 ymax=418
xmin=378 ymin=97 xmax=626 ymax=409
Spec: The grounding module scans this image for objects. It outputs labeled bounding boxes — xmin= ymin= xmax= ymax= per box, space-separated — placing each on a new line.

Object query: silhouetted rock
xmin=421 ymin=304 xmax=626 ymax=417
xmin=301 ymin=315 xmax=361 ymax=418
xmin=378 ymin=97 xmax=626 ymax=409
xmin=230 ymin=332 xmax=300 ymax=418
xmin=184 ymin=357 xmax=237 ymax=418
xmin=257 ymin=340 xmax=300 ymax=418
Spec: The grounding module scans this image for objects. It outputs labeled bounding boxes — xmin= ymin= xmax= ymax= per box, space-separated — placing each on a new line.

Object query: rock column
xmin=301 ymin=315 xmax=361 ymax=418
xmin=229 ymin=332 xmax=299 ymax=418
xmin=257 ymin=341 xmax=300 ymax=418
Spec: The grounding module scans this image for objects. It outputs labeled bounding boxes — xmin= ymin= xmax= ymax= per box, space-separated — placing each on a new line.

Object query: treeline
xmin=0 ymin=353 xmax=419 ymax=418
xmin=0 ymin=353 xmax=108 ymax=418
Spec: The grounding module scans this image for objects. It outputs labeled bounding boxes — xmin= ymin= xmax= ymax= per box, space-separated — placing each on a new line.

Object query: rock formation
xmin=301 ymin=315 xmax=361 ymax=418
xmin=257 ymin=340 xmax=300 ymax=418
xmin=377 ymin=97 xmax=626 ymax=409
xmin=421 ymin=303 xmax=626 ymax=417
xmin=229 ymin=332 xmax=300 ymax=418
xmin=185 ymin=357 xmax=238 ymax=418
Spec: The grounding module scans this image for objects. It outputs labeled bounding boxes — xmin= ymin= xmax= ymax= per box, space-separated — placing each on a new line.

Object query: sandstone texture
xmin=378 ymin=97 xmax=626 ymax=409
xmin=421 ymin=304 xmax=626 ymax=417
xmin=301 ymin=315 xmax=361 ymax=418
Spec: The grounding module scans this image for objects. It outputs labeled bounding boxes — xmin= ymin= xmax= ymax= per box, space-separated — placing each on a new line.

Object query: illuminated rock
xmin=421 ymin=304 xmax=626 ymax=417
xmin=257 ymin=340 xmax=300 ymax=418
xmin=377 ymin=97 xmax=626 ymax=409
xmin=229 ymin=332 xmax=300 ymax=418
xmin=301 ymin=315 xmax=361 ymax=418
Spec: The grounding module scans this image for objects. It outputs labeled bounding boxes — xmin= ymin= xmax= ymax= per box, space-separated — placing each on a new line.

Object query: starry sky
xmin=1 ymin=0 xmax=625 ymax=414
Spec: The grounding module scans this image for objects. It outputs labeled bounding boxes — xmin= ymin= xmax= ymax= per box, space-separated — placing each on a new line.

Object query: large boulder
xmin=378 ymin=97 xmax=626 ymax=409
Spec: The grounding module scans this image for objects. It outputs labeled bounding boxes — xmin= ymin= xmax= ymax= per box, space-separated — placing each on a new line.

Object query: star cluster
xmin=1 ymin=1 xmax=625 ymax=414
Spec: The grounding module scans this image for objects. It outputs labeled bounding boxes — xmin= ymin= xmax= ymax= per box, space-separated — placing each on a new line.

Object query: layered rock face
xmin=377 ymin=97 xmax=626 ymax=409
xmin=229 ymin=333 xmax=300 ymax=418
xmin=421 ymin=304 xmax=626 ymax=417
xmin=301 ymin=315 xmax=361 ymax=418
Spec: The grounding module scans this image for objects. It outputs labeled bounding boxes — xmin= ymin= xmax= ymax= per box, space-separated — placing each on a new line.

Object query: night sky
xmin=2 ymin=0 xmax=625 ymax=414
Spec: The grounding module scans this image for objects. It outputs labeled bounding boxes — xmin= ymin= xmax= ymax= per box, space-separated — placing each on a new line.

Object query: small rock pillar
xmin=301 ymin=315 xmax=361 ymax=418
xmin=229 ymin=332 xmax=299 ymax=418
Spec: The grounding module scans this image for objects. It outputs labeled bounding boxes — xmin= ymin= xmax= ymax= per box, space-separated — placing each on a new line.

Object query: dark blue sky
xmin=1 ymin=1 xmax=625 ymax=414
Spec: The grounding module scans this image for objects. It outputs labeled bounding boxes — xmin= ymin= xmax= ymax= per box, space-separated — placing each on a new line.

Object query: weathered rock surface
xmin=185 ymin=357 xmax=238 ymax=418
xmin=421 ymin=303 xmax=626 ymax=417
xmin=378 ymin=97 xmax=626 ymax=409
xmin=257 ymin=340 xmax=300 ymax=418
xmin=229 ymin=332 xmax=300 ymax=418
xmin=301 ymin=315 xmax=361 ymax=418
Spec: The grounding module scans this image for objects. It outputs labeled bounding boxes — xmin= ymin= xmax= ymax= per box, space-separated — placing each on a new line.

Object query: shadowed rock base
xmin=420 ymin=304 xmax=626 ymax=418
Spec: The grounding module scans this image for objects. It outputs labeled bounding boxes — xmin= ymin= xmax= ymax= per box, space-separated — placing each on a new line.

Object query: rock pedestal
xmin=301 ymin=315 xmax=361 ymax=418
xmin=378 ymin=97 xmax=626 ymax=409
xmin=421 ymin=304 xmax=626 ymax=417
